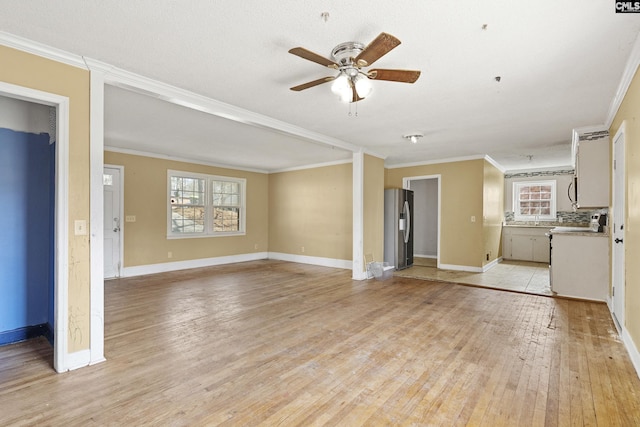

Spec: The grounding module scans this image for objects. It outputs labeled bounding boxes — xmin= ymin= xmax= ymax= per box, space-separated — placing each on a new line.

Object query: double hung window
xmin=168 ymin=170 xmax=245 ymax=237
xmin=512 ymin=180 xmax=556 ymax=221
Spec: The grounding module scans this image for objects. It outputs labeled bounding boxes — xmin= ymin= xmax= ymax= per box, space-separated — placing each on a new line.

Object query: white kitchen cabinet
xmin=551 ymin=232 xmax=608 ymax=301
xmin=572 ymin=128 xmax=610 ymax=208
xmin=503 ymin=227 xmax=551 ymax=263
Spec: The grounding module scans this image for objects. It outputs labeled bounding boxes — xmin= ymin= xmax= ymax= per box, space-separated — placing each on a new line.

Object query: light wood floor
xmin=1 ymin=260 xmax=639 ymax=426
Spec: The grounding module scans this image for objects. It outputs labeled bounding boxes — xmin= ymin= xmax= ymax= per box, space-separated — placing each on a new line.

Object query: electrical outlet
xmin=254 ymin=243 xmax=259 ymax=250
xmin=168 ymin=251 xmax=173 ymax=259
xmin=471 ymin=216 xmax=476 ymax=223
xmin=486 ymin=253 xmax=490 ymax=261
xmin=301 ymin=246 xmax=305 ymax=253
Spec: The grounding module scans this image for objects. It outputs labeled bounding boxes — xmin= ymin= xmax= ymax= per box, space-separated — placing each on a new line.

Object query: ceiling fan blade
xmin=354 ymin=32 xmax=401 ymax=67
xmin=368 ymin=69 xmax=421 ymax=83
xmin=288 ymin=47 xmax=338 ymax=68
xmin=290 ymin=76 xmax=335 ymax=91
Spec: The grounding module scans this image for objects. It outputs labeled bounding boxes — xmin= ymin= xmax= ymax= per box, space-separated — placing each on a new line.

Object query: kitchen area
xmin=503 ymin=127 xmax=610 ymax=301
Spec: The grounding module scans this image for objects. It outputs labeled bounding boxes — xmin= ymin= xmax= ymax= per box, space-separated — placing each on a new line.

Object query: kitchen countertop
xmin=503 ymin=224 xmax=554 ymax=229
xmin=550 ymin=226 xmax=609 ymax=237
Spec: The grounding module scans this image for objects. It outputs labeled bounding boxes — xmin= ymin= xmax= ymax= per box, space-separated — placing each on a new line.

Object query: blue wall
xmin=0 ymin=128 xmax=54 ymax=342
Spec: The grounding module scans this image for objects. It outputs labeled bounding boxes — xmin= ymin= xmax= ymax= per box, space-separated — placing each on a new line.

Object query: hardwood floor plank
xmin=1 ymin=260 xmax=639 ymax=425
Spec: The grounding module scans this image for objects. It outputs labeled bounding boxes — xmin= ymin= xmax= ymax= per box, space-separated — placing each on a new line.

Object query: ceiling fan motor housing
xmin=331 ymin=42 xmax=365 ymax=67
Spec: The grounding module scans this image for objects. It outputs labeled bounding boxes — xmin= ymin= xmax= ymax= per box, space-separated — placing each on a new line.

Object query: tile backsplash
xmin=504 ymin=210 xmax=592 ymax=226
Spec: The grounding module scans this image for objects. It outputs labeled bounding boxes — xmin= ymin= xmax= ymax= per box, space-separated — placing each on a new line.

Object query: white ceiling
xmin=1 ymin=1 xmax=639 ymax=172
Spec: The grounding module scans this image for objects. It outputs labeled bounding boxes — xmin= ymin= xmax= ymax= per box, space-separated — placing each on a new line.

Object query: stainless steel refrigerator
xmin=384 ymin=188 xmax=414 ymax=270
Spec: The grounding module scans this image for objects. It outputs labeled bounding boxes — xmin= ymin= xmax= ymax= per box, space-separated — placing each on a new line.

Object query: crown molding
xmin=483 ymin=155 xmax=506 ymax=173
xmin=386 ymin=154 xmax=506 ymax=171
xmin=0 ymin=31 xmax=86 ymax=69
xmin=270 ymin=158 xmax=353 ymax=174
xmin=104 ymin=146 xmax=269 ymax=174
xmin=84 ymin=58 xmax=364 ymax=156
xmin=606 ymin=31 xmax=640 ymax=128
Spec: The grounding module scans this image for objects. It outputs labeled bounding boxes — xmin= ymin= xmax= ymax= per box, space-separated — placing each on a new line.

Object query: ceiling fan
xmin=289 ymin=32 xmax=421 ymax=103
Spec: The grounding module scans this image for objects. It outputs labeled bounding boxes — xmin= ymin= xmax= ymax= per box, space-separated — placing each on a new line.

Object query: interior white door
xmin=104 ymin=166 xmax=122 ymax=279
xmin=612 ymin=125 xmax=625 ymax=328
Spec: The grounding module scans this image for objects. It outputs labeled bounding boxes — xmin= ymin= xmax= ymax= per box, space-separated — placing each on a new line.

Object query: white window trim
xmin=167 ymin=169 xmax=246 ymax=239
xmin=512 ymin=179 xmax=557 ymax=221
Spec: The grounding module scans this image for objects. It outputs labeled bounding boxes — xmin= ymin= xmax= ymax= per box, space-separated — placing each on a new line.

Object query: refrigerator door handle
xmin=403 ymin=200 xmax=411 ymax=244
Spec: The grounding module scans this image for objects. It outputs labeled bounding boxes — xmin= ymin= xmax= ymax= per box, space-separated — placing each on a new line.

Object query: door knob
xmin=615 ymin=238 xmax=623 ymax=244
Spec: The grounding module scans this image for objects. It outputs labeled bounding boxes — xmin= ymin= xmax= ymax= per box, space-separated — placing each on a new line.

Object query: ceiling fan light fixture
xmin=403 ymin=132 xmax=424 ymax=144
xmin=331 ymin=72 xmax=352 ymax=102
xmin=354 ymin=73 xmax=373 ymax=98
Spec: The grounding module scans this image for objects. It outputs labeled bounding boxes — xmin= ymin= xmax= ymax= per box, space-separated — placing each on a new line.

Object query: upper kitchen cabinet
xmin=571 ymin=127 xmax=610 ymax=209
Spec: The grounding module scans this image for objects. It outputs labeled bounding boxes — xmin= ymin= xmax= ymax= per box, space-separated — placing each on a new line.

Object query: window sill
xmin=167 ymin=232 xmax=246 ymax=239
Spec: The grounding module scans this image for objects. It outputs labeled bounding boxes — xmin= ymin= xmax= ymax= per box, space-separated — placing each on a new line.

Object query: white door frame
xmin=403 ymin=175 xmax=442 ymax=268
xmin=104 ymin=164 xmax=124 ymax=279
xmin=0 ymin=81 xmax=70 ymax=372
xmin=611 ymin=122 xmax=626 ymax=329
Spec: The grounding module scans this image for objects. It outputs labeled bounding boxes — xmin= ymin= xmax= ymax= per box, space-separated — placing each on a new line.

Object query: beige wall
xmin=363 ymin=155 xmax=385 ymax=270
xmin=609 ymin=66 xmax=640 ymax=352
xmin=386 ymin=159 xmax=486 ymax=268
xmin=269 ymin=163 xmax=353 ymax=260
xmin=0 ymin=46 xmax=91 ymax=352
xmin=483 ymin=161 xmax=505 ymax=263
xmin=104 ymin=151 xmax=269 ymax=266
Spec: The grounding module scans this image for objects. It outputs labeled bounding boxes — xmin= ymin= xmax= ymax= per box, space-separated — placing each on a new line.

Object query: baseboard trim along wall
xmin=122 ymin=252 xmax=269 ymax=277
xmin=121 ymin=252 xmax=352 ymax=278
xmin=607 ymin=296 xmax=640 ymax=380
xmin=268 ymin=252 xmax=352 ymax=270
xmin=438 ymin=258 xmax=501 ymax=274
xmin=65 ymin=349 xmax=91 ymax=372
xmin=0 ymin=323 xmax=53 ymax=347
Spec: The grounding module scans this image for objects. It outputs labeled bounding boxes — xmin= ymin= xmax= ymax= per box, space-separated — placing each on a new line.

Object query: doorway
xmin=612 ymin=122 xmax=626 ymax=329
xmin=0 ymin=97 xmax=54 ymax=346
xmin=104 ymin=165 xmax=123 ymax=279
xmin=0 ymin=82 xmax=70 ymax=372
xmin=403 ymin=175 xmax=441 ymax=267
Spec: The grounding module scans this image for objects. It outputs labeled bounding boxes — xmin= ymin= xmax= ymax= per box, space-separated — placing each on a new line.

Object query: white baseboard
xmin=438 ymin=257 xmax=502 ymax=274
xmin=621 ymin=326 xmax=640 ymax=380
xmin=482 ymin=257 xmax=501 ymax=272
xmin=438 ymin=263 xmax=484 ymax=273
xmin=65 ymin=349 xmax=91 ymax=371
xmin=268 ymin=252 xmax=352 ymax=270
xmin=121 ymin=252 xmax=352 ymax=278
xmin=414 ymin=254 xmax=437 ymax=259
xmin=122 ymin=252 xmax=269 ymax=277
xmin=606 ymin=296 xmax=640 ymax=380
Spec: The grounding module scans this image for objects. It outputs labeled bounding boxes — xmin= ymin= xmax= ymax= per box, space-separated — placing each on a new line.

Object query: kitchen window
xmin=513 ymin=180 xmax=556 ymax=221
xmin=168 ymin=170 xmax=246 ymax=238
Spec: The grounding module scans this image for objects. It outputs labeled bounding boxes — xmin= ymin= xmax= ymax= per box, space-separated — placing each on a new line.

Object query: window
xmin=513 ymin=180 xmax=556 ymax=221
xmin=168 ymin=170 xmax=245 ymax=238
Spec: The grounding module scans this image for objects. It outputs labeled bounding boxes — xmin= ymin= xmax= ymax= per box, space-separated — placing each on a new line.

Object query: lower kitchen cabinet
xmin=503 ymin=227 xmax=551 ymax=263
xmin=550 ymin=232 xmax=608 ymax=301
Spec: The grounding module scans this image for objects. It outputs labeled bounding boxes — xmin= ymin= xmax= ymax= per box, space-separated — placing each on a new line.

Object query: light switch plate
xmin=74 ymin=220 xmax=87 ymax=235
xmin=125 ymin=215 xmax=136 ymax=222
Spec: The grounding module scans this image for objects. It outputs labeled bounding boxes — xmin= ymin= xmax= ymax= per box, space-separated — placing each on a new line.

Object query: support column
xmin=352 ymin=149 xmax=367 ymax=280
